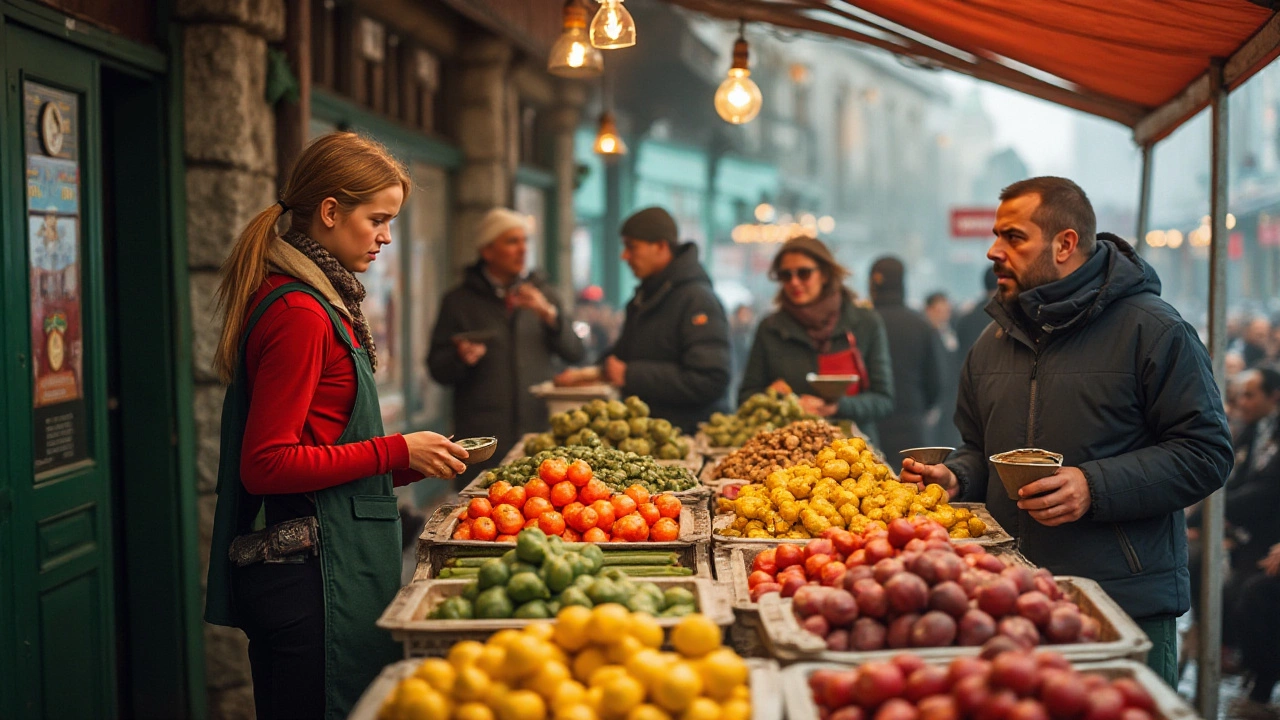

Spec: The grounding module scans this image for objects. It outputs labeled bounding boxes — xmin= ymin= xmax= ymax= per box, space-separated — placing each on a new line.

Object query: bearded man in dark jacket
xmin=902 ymin=177 xmax=1233 ymax=686
xmin=556 ymin=207 xmax=730 ymax=432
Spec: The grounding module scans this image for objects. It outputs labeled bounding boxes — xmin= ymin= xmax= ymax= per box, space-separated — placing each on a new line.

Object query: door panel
xmin=4 ymin=25 xmax=115 ymax=718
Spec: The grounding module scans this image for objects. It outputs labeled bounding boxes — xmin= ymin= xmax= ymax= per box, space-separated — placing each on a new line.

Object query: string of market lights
xmin=732 ymin=204 xmax=836 ymax=244
xmin=1145 ymin=214 xmax=1236 ymax=249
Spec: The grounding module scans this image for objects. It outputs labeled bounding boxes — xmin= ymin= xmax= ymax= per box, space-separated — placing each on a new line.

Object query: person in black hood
xmin=428 ymin=208 xmax=585 ymax=467
xmin=556 ymin=207 xmax=730 ymax=432
xmin=901 ymin=177 xmax=1233 ymax=686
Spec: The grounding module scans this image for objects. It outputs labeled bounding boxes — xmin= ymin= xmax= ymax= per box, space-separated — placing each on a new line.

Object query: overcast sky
xmin=941 ymin=73 xmax=1076 ymax=176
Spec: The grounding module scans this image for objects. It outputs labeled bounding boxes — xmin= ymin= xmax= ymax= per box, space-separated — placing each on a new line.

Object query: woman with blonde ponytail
xmin=205 ymin=132 xmax=468 ymax=720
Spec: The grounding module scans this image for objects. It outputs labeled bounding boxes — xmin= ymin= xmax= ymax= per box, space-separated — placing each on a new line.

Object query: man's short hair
xmin=1255 ymin=366 xmax=1280 ymax=396
xmin=924 ymin=292 xmax=948 ymax=308
xmin=999 ymin=177 xmax=1097 ymax=257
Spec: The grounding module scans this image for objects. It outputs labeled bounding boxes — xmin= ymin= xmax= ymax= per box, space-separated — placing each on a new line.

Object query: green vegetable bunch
xmin=430 ymin=528 xmax=698 ymax=620
xmin=524 ymin=395 xmax=691 ymax=459
xmin=481 ymin=444 xmax=698 ymax=494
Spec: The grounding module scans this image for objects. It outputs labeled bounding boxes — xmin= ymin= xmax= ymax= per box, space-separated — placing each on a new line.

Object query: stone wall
xmin=175 ymin=0 xmax=284 ymax=717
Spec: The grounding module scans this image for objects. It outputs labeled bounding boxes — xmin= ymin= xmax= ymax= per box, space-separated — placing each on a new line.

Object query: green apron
xmin=205 ymin=282 xmax=402 ymax=719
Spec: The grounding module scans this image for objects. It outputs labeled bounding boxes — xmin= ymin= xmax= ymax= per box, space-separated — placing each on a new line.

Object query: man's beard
xmin=994 ymin=246 xmax=1058 ymax=304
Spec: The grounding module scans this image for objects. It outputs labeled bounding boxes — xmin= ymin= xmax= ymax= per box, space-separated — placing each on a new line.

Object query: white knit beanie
xmin=474 ymin=208 xmax=529 ymax=252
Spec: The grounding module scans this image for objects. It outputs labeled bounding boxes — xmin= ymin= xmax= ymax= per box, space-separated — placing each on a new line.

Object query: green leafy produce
xmin=480 ymin=445 xmax=698 ymax=494
xmin=525 ymin=395 xmax=690 ymax=458
xmin=700 ymin=387 xmax=818 ymax=447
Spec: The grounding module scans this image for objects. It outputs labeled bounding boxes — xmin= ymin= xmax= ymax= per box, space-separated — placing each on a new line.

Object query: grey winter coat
xmin=428 ymin=264 xmax=585 ymax=455
xmin=947 ymin=235 xmax=1233 ymax=619
xmin=605 ymin=243 xmax=731 ymax=433
xmin=738 ymin=296 xmax=896 ymax=446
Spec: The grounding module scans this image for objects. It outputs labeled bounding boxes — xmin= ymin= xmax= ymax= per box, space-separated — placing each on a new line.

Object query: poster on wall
xmin=25 ymin=81 xmax=88 ymax=475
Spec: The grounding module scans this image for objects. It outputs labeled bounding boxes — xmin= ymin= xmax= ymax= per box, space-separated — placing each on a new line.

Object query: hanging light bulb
xmin=590 ymin=0 xmax=636 ymax=50
xmin=593 ymin=111 xmax=627 ymax=156
xmin=549 ymin=0 xmax=603 ymax=77
xmin=715 ymin=25 xmax=763 ymax=125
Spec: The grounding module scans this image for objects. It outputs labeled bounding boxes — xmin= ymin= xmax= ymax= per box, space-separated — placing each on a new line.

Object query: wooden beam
xmin=667 ymin=0 xmax=1147 ymax=126
xmin=277 ymin=0 xmax=312 ymax=188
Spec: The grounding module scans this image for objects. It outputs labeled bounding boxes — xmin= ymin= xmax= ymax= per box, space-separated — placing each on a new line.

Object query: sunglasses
xmin=773 ymin=267 xmax=819 ymax=283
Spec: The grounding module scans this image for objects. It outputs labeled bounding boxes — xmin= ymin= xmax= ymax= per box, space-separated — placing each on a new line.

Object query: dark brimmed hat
xmin=621 ymin=207 xmax=678 ymax=246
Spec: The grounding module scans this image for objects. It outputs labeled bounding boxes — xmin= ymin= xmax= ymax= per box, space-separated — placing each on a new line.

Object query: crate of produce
xmin=522 ymin=394 xmax=696 ymax=464
xmin=712 ymin=502 xmax=1013 ymax=547
xmin=422 ymin=500 xmax=712 ymax=548
xmin=378 ymin=576 xmax=733 ymax=656
xmin=351 ymin=655 xmax=784 ymax=720
xmin=502 ymin=432 xmax=703 ymax=473
xmin=781 ymin=658 xmax=1193 ymax=720
xmin=459 ymin=446 xmax=710 ymax=500
xmin=702 ymin=421 xmax=845 ymax=485
xmin=758 ymin=575 xmax=1151 ymax=665
xmin=413 ymin=537 xmax=712 ymax=582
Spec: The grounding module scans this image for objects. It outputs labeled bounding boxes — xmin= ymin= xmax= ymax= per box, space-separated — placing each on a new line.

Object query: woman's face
xmin=776 ymin=251 xmax=827 ymax=306
xmin=315 ymin=185 xmax=404 ymax=273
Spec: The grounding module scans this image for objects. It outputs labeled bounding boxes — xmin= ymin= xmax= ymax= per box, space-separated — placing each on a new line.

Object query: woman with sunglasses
xmin=738 ymin=236 xmax=895 ymax=445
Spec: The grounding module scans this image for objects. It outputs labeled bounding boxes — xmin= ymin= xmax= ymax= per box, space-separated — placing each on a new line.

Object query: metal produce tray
xmin=420 ymin=501 xmax=712 ymax=549
xmin=412 ymin=535 xmax=712 ymax=582
xmin=758 ymin=575 xmax=1151 ymax=665
xmin=351 ymin=657 xmax=784 ymax=720
xmin=377 ymin=577 xmax=733 ymax=656
xmin=458 ymin=467 xmax=711 ymax=501
xmin=711 ymin=502 xmax=1014 ymax=547
xmin=713 ymin=542 xmax=1034 ymax=616
xmin=780 ymin=660 xmax=1193 ymax=720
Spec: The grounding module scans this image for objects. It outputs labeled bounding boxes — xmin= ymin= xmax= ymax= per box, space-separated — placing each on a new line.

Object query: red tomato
xmin=650 ymin=517 xmax=679 ymax=542
xmin=582 ymin=527 xmax=609 ymax=543
xmin=654 ymin=494 xmax=681 ymax=519
xmin=624 ymin=484 xmax=650 ymax=507
xmin=487 ymin=481 xmax=511 ymax=506
xmin=579 ymin=480 xmax=612 ymax=505
xmin=566 ymin=459 xmax=593 ymax=487
xmin=493 ymin=504 xmax=525 ymax=535
xmin=611 ymin=494 xmax=638 ymax=518
xmin=752 ymin=548 xmax=778 ymax=575
xmin=467 ymin=498 xmax=493 ymax=520
xmin=804 ymin=553 xmax=832 ymax=580
xmin=589 ymin=500 xmax=616 ymax=530
xmin=747 ymin=570 xmax=775 ymax=589
xmin=495 ymin=534 xmax=518 ymax=543
xmin=550 ymin=481 xmax=578 ymax=508
xmin=539 ymin=457 xmax=569 ymax=484
xmin=613 ymin=513 xmax=648 ymax=542
xmin=523 ymin=496 xmax=554 ymax=520
xmin=538 ymin=511 xmax=566 ymax=536
xmin=471 ymin=517 xmax=497 ymax=540
xmin=569 ymin=506 xmax=599 ymax=534
xmin=524 ymin=478 xmax=551 ymax=500
xmin=560 ymin=527 xmax=581 ymax=542
xmin=503 ymin=486 xmax=528 ymax=511
xmin=523 ymin=517 xmax=540 ymax=529
xmin=637 ymin=503 xmax=661 ymax=526
xmin=452 ymin=523 xmax=473 ymax=540
xmin=775 ymin=543 xmax=805 ymax=570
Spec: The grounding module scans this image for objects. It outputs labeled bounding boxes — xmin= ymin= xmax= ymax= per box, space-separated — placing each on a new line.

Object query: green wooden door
xmin=3 ymin=25 xmax=116 ymax=719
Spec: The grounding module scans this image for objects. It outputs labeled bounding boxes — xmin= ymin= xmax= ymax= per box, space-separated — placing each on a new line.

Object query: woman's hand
xmin=404 ymin=432 xmax=468 ymax=479
xmin=555 ymin=366 xmax=601 ymax=387
xmin=454 ymin=339 xmax=487 ymax=366
xmin=797 ymin=394 xmax=836 ymax=417
xmin=901 ymin=458 xmax=959 ymax=498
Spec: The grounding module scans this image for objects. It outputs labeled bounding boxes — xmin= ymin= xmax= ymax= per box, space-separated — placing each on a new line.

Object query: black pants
xmin=1237 ymin=571 xmax=1280 ymax=702
xmin=233 ymin=557 xmax=326 ymax=719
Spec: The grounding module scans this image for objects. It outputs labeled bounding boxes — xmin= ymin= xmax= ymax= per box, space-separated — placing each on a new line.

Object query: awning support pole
xmin=1197 ymin=57 xmax=1228 ymax=720
xmin=1135 ymin=143 xmax=1153 ymax=253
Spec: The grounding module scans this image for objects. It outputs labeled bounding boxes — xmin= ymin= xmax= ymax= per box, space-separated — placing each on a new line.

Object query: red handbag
xmin=816 ymin=331 xmax=870 ymax=396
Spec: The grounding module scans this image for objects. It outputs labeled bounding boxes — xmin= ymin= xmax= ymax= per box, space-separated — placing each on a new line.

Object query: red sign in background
xmin=949 ymin=208 xmax=997 ymax=238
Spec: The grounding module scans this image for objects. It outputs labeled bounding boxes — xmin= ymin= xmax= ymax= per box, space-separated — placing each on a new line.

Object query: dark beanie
xmin=621 ymin=207 xmax=678 ymax=246
xmin=870 ymin=256 xmax=905 ymax=304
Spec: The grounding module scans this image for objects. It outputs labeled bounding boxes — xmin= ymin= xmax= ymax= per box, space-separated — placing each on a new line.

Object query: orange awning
xmin=664 ymin=0 xmax=1279 ymax=142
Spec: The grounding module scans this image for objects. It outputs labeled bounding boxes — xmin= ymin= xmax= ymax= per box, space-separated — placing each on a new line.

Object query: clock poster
xmin=24 ymin=81 xmax=87 ymax=474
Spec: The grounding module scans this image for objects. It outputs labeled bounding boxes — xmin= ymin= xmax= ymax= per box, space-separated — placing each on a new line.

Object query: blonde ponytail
xmin=213 ymin=204 xmax=287 ymax=383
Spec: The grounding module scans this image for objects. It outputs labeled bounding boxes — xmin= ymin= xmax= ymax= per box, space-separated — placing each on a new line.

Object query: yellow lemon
xmin=453 ymin=665 xmax=493 ymax=703
xmin=554 ymin=704 xmax=598 ymax=720
xmin=585 ymin=687 xmax=605 ymax=714
xmin=494 ymin=690 xmax=548 ymax=720
xmin=599 ymin=675 xmax=646 ymax=719
xmin=588 ymin=665 xmax=627 ymax=689
xmin=552 ymin=679 xmax=588 ymax=707
xmin=477 ymin=645 xmax=509 ymax=681
xmin=627 ymin=705 xmax=673 ymax=720
xmin=414 ymin=658 xmax=456 ymax=695
xmin=606 ymin=635 xmax=645 ymax=665
xmin=588 ymin=604 xmax=632 ymax=640
xmin=628 ymin=613 xmax=664 ymax=649
xmin=730 ymin=686 xmax=750 ymax=702
xmin=670 ymin=616 xmax=722 ymax=659
xmin=555 ymin=606 xmax=594 ymax=652
xmin=719 ymin=700 xmax=750 ymax=720
xmin=448 ymin=641 xmax=486 ymax=669
xmin=624 ymin=649 xmax=670 ymax=692
xmin=490 ymin=629 xmax=525 ymax=649
xmin=456 ymin=703 xmax=497 ymax=720
xmin=696 ymin=650 xmax=748 ymax=701
xmin=394 ymin=679 xmax=451 ymax=720
xmin=680 ymin=698 xmax=720 ymax=720
xmin=525 ymin=621 xmax=555 ymax=642
xmin=506 ymin=635 xmax=553 ymax=680
xmin=652 ymin=662 xmax=703 ymax=713
xmin=528 ymin=662 xmax=572 ymax=699
xmin=572 ymin=647 xmax=609 ymax=684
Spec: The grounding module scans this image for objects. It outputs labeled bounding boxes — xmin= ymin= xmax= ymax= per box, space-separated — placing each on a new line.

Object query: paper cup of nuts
xmin=990 ymin=448 xmax=1064 ymax=500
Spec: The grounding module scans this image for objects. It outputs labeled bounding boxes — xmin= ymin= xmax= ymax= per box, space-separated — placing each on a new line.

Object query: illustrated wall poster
xmin=25 ymin=81 xmax=88 ymax=474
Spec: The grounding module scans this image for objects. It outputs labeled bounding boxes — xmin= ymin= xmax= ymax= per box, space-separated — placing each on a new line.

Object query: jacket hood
xmin=634 ymin=242 xmax=712 ymax=309
xmin=990 ymin=234 xmax=1160 ymax=340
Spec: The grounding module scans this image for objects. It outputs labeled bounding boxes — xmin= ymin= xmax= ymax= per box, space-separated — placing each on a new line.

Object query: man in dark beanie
xmin=868 ymin=256 xmax=946 ymax=458
xmin=557 ymin=206 xmax=730 ymax=432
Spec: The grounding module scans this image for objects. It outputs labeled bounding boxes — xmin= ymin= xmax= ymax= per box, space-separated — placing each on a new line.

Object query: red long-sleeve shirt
xmin=240 ymin=274 xmax=418 ymax=494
